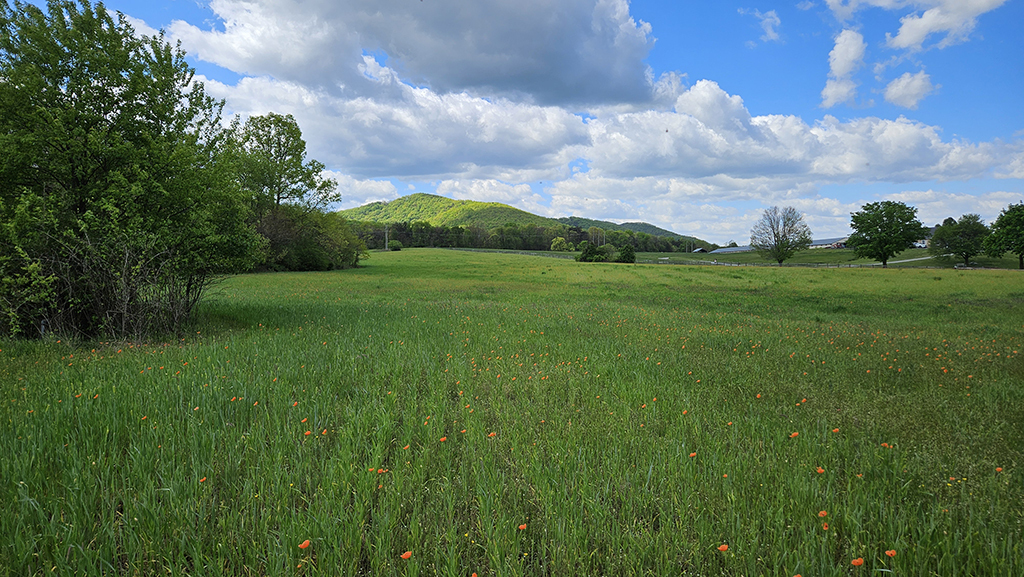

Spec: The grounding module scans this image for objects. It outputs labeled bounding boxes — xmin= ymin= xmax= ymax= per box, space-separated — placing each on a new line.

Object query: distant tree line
xmin=351 ymin=220 xmax=715 ymax=254
xmin=749 ymin=200 xmax=1024 ymax=268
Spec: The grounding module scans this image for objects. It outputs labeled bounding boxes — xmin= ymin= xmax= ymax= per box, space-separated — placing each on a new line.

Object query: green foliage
xmin=257 ymin=206 xmax=366 ymax=271
xmin=550 ymin=236 xmax=570 ymax=251
xmin=749 ymin=206 xmax=813 ymax=264
xmin=388 ymin=240 xmax=404 ymax=251
xmin=985 ymin=202 xmax=1024 ymax=269
xmin=227 ymin=112 xmax=339 ymax=214
xmin=929 ymin=214 xmax=990 ymax=267
xmin=847 ymin=201 xmax=929 ymax=268
xmin=616 ymin=243 xmax=635 ymax=263
xmin=575 ymin=241 xmax=612 ymax=262
xmin=0 ymin=0 xmax=261 ymax=339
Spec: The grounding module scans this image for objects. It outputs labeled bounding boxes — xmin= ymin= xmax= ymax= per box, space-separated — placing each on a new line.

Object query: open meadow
xmin=2 ymin=249 xmax=1022 ymax=576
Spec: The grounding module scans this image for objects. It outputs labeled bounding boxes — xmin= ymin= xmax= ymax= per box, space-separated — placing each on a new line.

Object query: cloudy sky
xmin=80 ymin=1 xmax=1024 ymax=242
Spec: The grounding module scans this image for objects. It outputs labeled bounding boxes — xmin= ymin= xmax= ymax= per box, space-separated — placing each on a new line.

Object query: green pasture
xmin=640 ymin=247 xmax=1023 ymax=269
xmin=2 ymin=249 xmax=1022 ymax=576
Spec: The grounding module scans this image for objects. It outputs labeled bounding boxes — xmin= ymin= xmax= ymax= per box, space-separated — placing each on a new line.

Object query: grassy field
xmin=639 ymin=247 xmax=1024 ymax=269
xmin=2 ymin=249 xmax=1022 ymax=576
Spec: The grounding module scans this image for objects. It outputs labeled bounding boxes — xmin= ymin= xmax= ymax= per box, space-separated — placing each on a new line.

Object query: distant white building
xmin=808 ymin=236 xmax=848 ymax=249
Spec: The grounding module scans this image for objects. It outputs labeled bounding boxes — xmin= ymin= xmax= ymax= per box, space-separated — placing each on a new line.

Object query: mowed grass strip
xmin=2 ymin=249 xmax=1021 ymax=576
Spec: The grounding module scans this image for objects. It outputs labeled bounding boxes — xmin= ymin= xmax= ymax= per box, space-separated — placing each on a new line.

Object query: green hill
xmin=555 ymin=216 xmax=681 ymax=238
xmin=338 ymin=193 xmax=558 ymax=229
xmin=338 ymin=193 xmax=703 ymax=242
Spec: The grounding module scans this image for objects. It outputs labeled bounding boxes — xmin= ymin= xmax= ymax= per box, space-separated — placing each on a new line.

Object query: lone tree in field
xmin=847 ymin=201 xmax=928 ymax=268
xmin=0 ymin=0 xmax=260 ymax=338
xmin=984 ymin=202 xmax=1024 ymax=269
xmin=929 ymin=214 xmax=990 ymax=267
xmin=749 ymin=206 xmax=813 ymax=264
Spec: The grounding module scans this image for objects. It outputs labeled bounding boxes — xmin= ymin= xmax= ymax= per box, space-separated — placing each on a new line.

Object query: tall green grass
xmin=2 ymin=249 xmax=1021 ymax=576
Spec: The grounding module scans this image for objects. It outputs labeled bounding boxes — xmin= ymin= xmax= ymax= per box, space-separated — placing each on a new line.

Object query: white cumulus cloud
xmin=168 ymin=0 xmax=659 ymax=105
xmin=884 ymin=70 xmax=937 ymax=108
xmin=821 ymin=29 xmax=866 ymax=108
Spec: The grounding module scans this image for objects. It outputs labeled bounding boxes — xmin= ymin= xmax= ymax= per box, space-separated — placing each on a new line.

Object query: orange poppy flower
xmin=518 ymin=524 xmax=527 ymax=530
xmin=299 ymin=540 xmax=310 ymax=549
xmin=199 ymin=477 xmax=206 ymax=483
xmin=304 ymin=431 xmax=311 ymax=436
xmin=400 ymin=551 xmax=412 ymax=559
xmin=818 ymin=510 xmax=827 ymax=517
xmin=717 ymin=544 xmax=728 ymax=552
xmin=885 ymin=550 xmax=896 ymax=557
xmin=439 ymin=436 xmax=447 ymax=442
xmin=832 ymin=428 xmax=839 ymax=433
xmin=816 ymin=467 xmax=825 ymax=474
xmin=822 ymin=523 xmax=828 ymax=530
xmin=403 ymin=445 xmax=410 ymax=450
xmin=789 ymin=432 xmax=799 ymax=438
xmin=488 ymin=432 xmax=496 ymax=437
xmin=996 ymin=467 xmax=1003 ymax=472
xmin=851 ymin=558 xmax=863 ymax=566
xmin=689 ymin=452 xmax=696 ymax=458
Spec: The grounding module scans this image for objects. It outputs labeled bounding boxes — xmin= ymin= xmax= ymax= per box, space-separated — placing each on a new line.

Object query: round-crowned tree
xmin=749 ymin=206 xmax=813 ymax=264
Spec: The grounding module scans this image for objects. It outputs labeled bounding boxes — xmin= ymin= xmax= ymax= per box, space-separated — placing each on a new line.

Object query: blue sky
xmin=61 ymin=0 xmax=1024 ymax=243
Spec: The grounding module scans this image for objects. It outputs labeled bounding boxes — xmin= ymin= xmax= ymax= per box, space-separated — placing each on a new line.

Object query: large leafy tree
xmin=228 ymin=112 xmax=339 ymax=217
xmin=847 ymin=201 xmax=928 ymax=268
xmin=749 ymin=206 xmax=813 ymax=264
xmin=0 ymin=0 xmax=261 ymax=338
xmin=984 ymin=202 xmax=1024 ymax=269
xmin=928 ymin=214 xmax=990 ymax=267
xmin=226 ymin=113 xmax=364 ymax=271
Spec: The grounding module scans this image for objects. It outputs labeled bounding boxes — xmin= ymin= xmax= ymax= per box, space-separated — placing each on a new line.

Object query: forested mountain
xmin=338 ymin=193 xmax=557 ymax=229
xmin=555 ymin=217 xmax=681 ymax=238
xmin=340 ymin=193 xmax=684 ymax=237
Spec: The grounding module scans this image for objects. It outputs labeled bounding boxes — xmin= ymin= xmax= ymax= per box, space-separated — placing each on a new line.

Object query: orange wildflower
xmin=689 ymin=452 xmax=696 ymax=458
xmin=199 ymin=477 xmax=206 ymax=483
xmin=403 ymin=444 xmax=410 ymax=450
xmin=832 ymin=428 xmax=839 ymax=433
xmin=885 ymin=550 xmax=896 ymax=557
xmin=304 ymin=431 xmax=311 ymax=436
xmin=717 ymin=544 xmax=728 ymax=551
xmin=400 ymin=551 xmax=412 ymax=560
xmin=816 ymin=467 xmax=825 ymax=474
xmin=851 ymin=558 xmax=864 ymax=566
xmin=488 ymin=432 xmax=496 ymax=437
xmin=439 ymin=436 xmax=447 ymax=442
xmin=818 ymin=510 xmax=828 ymax=517
xmin=299 ymin=540 xmax=310 ymax=549
xmin=789 ymin=432 xmax=799 ymax=438
xmin=822 ymin=523 xmax=828 ymax=530
xmin=518 ymin=524 xmax=527 ymax=530
xmin=996 ymin=467 xmax=1003 ymax=472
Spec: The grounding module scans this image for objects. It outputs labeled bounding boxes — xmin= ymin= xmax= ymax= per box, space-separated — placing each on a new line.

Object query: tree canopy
xmin=749 ymin=206 xmax=812 ymax=264
xmin=928 ymin=214 xmax=989 ymax=267
xmin=0 ymin=0 xmax=261 ymax=338
xmin=228 ymin=112 xmax=339 ymax=216
xmin=984 ymin=202 xmax=1024 ymax=269
xmin=847 ymin=201 xmax=928 ymax=268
